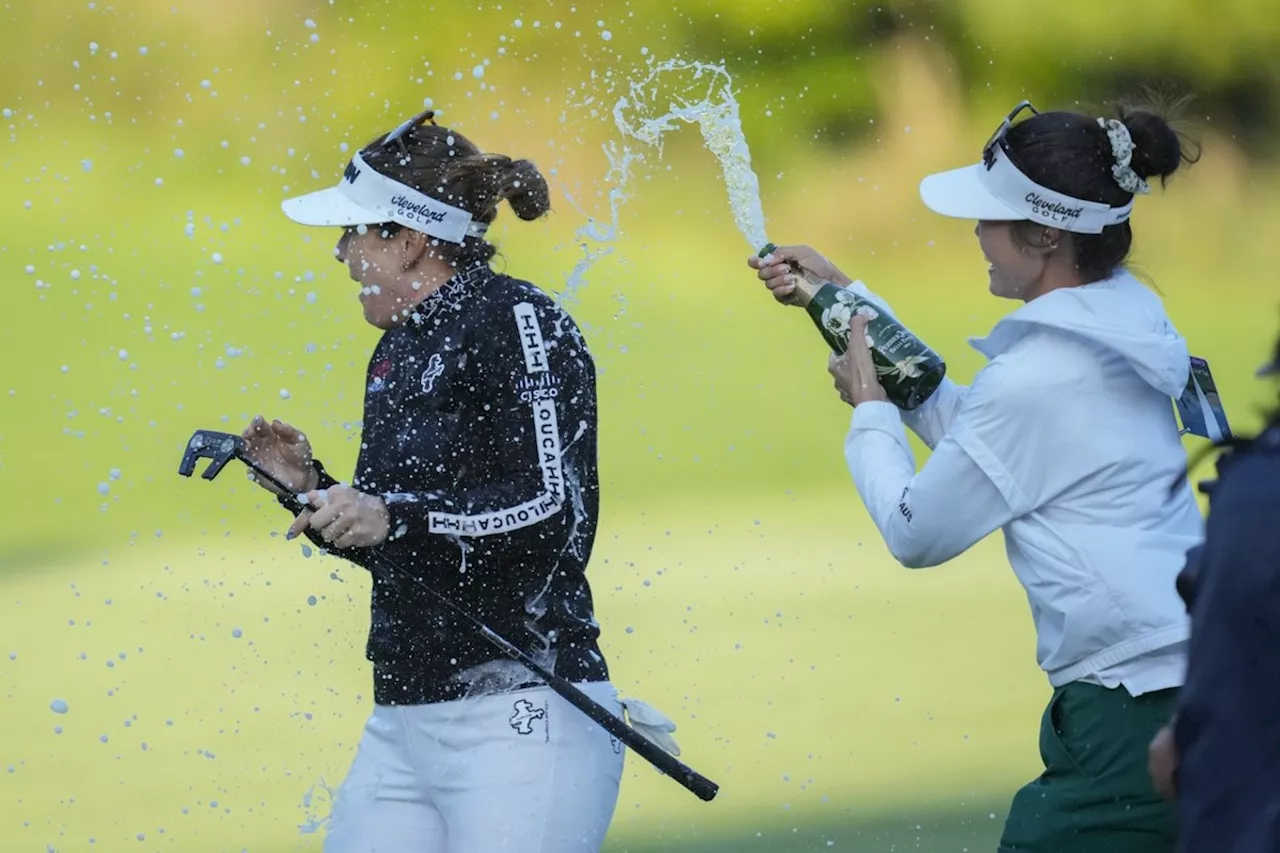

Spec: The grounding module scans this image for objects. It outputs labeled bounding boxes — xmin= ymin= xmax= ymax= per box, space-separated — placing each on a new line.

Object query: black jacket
xmin=285 ymin=265 xmax=609 ymax=705
xmin=1174 ymin=421 xmax=1280 ymax=852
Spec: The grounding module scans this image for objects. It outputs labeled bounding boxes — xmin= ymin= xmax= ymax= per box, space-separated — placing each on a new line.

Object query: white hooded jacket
xmin=844 ymin=269 xmax=1203 ymax=692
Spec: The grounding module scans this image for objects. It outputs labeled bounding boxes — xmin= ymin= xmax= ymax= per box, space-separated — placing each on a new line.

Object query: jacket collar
xmin=406 ymin=263 xmax=493 ymax=329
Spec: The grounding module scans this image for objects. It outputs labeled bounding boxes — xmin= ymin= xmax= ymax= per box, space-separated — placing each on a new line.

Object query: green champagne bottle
xmin=758 ymin=243 xmax=946 ymax=411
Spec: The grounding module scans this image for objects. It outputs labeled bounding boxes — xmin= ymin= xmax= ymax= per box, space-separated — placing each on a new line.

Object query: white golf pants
xmin=322 ymin=682 xmax=626 ymax=853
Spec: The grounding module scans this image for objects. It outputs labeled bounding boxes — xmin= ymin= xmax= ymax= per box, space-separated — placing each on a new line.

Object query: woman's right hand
xmin=1148 ymin=719 xmax=1179 ymax=800
xmin=746 ymin=244 xmax=850 ymax=306
xmin=241 ymin=415 xmax=318 ymax=495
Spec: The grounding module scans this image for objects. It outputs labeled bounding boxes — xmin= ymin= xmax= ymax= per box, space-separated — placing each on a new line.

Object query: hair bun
xmin=500 ymin=159 xmax=551 ymax=221
xmin=1115 ymin=93 xmax=1200 ymax=186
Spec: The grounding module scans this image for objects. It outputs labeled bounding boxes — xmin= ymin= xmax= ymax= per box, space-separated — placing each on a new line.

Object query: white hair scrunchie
xmin=1097 ymin=117 xmax=1151 ymax=196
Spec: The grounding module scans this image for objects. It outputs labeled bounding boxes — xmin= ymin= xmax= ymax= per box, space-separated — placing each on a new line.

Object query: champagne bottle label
xmin=822 ymin=290 xmax=933 ymax=377
xmin=758 ymin=243 xmax=946 ymax=410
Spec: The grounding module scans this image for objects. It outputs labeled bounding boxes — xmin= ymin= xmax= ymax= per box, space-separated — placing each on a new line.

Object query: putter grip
xmin=544 ymin=666 xmax=719 ymax=801
xmin=481 ymin=624 xmax=719 ymax=801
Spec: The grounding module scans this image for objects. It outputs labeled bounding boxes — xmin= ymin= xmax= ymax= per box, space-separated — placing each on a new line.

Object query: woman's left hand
xmin=287 ymin=484 xmax=391 ymax=548
xmin=828 ymin=314 xmax=890 ymax=407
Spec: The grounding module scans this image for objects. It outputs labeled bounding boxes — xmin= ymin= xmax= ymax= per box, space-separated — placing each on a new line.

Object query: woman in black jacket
xmin=241 ymin=110 xmax=677 ymax=853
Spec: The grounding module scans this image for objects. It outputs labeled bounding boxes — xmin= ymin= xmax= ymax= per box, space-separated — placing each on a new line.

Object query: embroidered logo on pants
xmin=509 ymin=699 xmax=546 ymax=735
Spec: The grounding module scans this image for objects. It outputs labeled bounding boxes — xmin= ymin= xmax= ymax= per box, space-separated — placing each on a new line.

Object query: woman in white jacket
xmin=750 ymin=100 xmax=1202 ymax=852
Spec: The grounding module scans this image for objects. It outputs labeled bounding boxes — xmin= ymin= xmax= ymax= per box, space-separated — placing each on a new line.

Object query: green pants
xmin=999 ymin=681 xmax=1178 ymax=853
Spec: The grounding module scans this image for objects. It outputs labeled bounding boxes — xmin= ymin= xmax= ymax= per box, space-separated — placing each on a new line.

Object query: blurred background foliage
xmin=8 ymin=0 xmax=1280 ymax=156
xmin=2 ymin=1 xmax=1277 ymax=851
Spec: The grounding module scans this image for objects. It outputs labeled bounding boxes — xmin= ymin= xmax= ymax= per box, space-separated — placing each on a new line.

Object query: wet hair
xmin=357 ymin=111 xmax=551 ymax=267
xmin=1003 ymin=94 xmax=1201 ymax=281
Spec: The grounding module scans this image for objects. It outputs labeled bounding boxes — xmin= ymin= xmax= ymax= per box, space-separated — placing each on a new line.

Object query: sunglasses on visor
xmin=981 ymin=100 xmax=1040 ymax=169
xmin=379 ymin=108 xmax=438 ymax=156
xmin=337 ymin=108 xmax=440 ymax=236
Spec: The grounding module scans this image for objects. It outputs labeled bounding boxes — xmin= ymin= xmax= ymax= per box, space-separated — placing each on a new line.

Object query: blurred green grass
xmin=2 ymin=495 xmax=1039 ymax=852
xmin=604 ymin=805 xmax=1009 ymax=852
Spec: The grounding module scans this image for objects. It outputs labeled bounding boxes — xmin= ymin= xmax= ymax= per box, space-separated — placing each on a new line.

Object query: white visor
xmin=919 ymin=143 xmax=1133 ymax=235
xmin=280 ymin=151 xmax=488 ymax=244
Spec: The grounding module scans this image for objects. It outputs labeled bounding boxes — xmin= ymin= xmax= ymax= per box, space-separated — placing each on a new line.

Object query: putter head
xmin=178 ymin=430 xmax=246 ymax=480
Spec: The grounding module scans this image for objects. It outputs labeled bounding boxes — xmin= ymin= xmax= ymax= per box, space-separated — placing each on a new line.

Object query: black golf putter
xmin=176 ymin=426 xmax=722 ymax=802
xmin=178 ymin=429 xmax=309 ymax=513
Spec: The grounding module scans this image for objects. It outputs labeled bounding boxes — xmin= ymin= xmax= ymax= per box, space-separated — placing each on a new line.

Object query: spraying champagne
xmin=606 ymin=62 xmax=945 ymax=410
xmin=757 ymin=243 xmax=946 ymax=411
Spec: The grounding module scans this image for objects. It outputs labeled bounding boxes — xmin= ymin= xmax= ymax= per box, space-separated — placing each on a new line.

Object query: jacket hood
xmin=970 ymin=269 xmax=1190 ymax=397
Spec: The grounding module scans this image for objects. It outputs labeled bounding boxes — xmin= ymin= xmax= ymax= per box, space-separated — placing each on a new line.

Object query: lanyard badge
xmin=1176 ymin=356 xmax=1232 ymax=443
